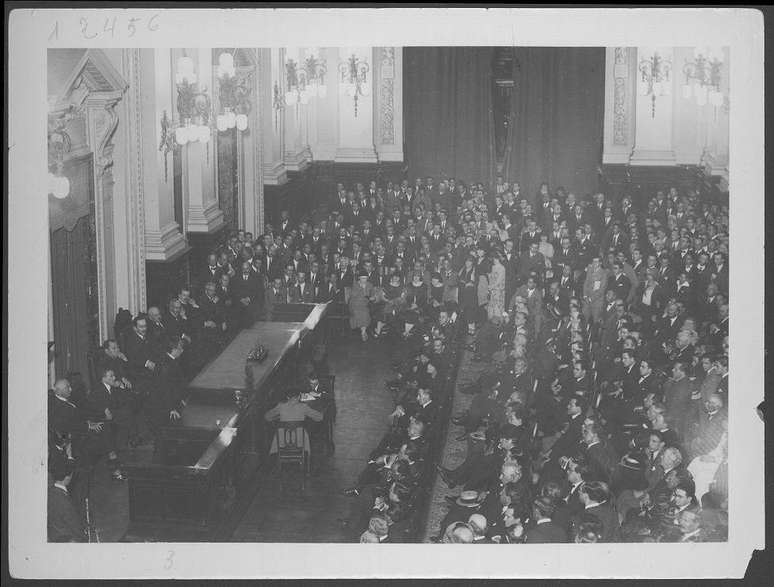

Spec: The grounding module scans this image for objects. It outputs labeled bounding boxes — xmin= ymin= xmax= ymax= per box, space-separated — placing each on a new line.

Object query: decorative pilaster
xmin=261 ymin=47 xmax=288 ymax=185
xmin=141 ymin=48 xmax=187 ymax=260
xmin=374 ymin=47 xmax=403 ymax=162
xmin=183 ymin=48 xmax=224 ymax=233
xmin=602 ymin=47 xmax=637 ymax=165
xmin=234 ymin=49 xmax=264 ymax=236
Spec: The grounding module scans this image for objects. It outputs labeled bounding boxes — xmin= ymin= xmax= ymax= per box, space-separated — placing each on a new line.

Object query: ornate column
xmin=140 ymin=48 xmax=187 ymax=261
xmin=602 ymin=47 xmax=637 ymax=164
xmin=261 ymin=48 xmax=288 ymax=184
xmin=311 ymin=47 xmax=338 ymax=161
xmin=630 ymin=47 xmax=677 ymax=166
xmin=283 ymin=47 xmax=312 ymax=171
xmin=233 ymin=49 xmax=265 ymax=236
xmin=183 ymin=48 xmax=224 ymax=233
xmin=374 ymin=47 xmax=403 ymax=162
xmin=335 ymin=47 xmax=378 ymax=163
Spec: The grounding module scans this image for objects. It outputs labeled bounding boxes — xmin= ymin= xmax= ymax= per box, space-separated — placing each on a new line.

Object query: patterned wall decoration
xmin=613 ymin=47 xmax=628 ymax=145
xmin=380 ymin=47 xmax=395 ymax=145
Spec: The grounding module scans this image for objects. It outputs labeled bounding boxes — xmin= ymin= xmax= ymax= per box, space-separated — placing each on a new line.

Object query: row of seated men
xmin=47 ymin=284 xmax=226 ymax=542
xmin=421 ymin=282 xmax=728 ymax=543
xmin=345 ymin=301 xmax=464 ymax=542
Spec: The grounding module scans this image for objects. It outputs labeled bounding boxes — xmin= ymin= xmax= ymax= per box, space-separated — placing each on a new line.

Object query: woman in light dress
xmin=487 ymin=254 xmax=506 ymax=320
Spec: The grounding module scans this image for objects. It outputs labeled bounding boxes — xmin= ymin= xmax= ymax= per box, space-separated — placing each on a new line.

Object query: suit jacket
xmin=518 ymin=251 xmax=546 ymax=282
xmin=48 ymin=394 xmax=90 ymax=437
xmin=48 ymin=485 xmax=86 ymax=542
xmin=663 ymin=377 xmax=692 ymax=425
xmin=198 ymin=293 xmax=226 ymax=330
xmin=150 ymin=354 xmax=186 ymax=417
xmin=123 ymin=331 xmax=156 ymax=381
xmin=571 ymin=501 xmax=621 ymax=542
xmin=232 ymin=270 xmax=265 ymax=308
xmin=524 ymin=519 xmax=568 ymax=543
xmin=264 ymin=285 xmax=286 ymax=318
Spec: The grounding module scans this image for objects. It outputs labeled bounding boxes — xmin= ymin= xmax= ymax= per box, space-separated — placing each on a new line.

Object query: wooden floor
xmin=230 ymin=332 xmax=401 ymax=542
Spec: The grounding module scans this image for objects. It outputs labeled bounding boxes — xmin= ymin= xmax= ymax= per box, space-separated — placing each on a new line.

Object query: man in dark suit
xmin=48 ymin=459 xmax=87 ymax=542
xmin=232 ymin=260 xmax=264 ymax=327
xmin=524 ymin=496 xmax=569 ymax=543
xmin=264 ymin=277 xmax=286 ymax=321
xmin=570 ymin=481 xmax=620 ymax=542
xmin=295 ymin=271 xmax=316 ymax=303
xmin=86 ymin=367 xmax=130 ymax=479
xmin=146 ymin=339 xmax=187 ymax=460
xmin=198 ymin=280 xmax=227 ymax=354
xmin=199 ymin=253 xmax=223 ymax=291
xmin=607 ymin=263 xmax=632 ymax=303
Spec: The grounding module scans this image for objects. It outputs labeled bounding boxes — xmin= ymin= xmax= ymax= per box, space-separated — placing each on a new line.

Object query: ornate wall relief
xmin=380 ymin=47 xmax=395 ymax=145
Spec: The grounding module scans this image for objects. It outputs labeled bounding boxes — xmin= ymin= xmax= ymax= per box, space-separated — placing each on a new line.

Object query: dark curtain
xmin=404 ymin=47 xmax=495 ymax=186
xmin=504 ymin=47 xmax=605 ymax=203
xmin=50 ymin=155 xmax=99 ymax=386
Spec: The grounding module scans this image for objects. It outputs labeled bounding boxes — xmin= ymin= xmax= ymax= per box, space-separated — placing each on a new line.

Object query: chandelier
xmin=47 ymin=110 xmax=73 ymax=199
xmin=339 ymin=53 xmax=370 ymax=117
xmin=170 ymin=55 xmax=213 ymax=145
xmin=284 ymin=49 xmax=327 ymax=106
xmin=215 ymin=51 xmax=251 ymax=132
xmin=681 ymin=47 xmax=725 ymax=107
xmin=638 ymin=51 xmax=672 ymax=119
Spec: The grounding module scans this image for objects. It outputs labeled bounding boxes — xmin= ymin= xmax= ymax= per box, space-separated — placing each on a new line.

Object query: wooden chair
xmin=274 ymin=421 xmax=309 ymax=491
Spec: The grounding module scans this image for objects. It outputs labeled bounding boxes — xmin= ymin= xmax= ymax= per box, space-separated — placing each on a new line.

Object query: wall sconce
xmin=215 ymin=50 xmax=251 ymax=133
xmin=682 ymin=47 xmax=725 ymax=108
xmin=284 ymin=49 xmax=328 ymax=106
xmin=638 ymin=51 xmax=672 ymax=118
xmin=47 ymin=110 xmax=73 ymax=199
xmin=304 ymin=50 xmax=327 ymax=99
xmin=159 ymin=53 xmax=213 ymax=151
xmin=339 ymin=53 xmax=370 ymax=117
xmin=284 ymin=58 xmax=309 ymax=106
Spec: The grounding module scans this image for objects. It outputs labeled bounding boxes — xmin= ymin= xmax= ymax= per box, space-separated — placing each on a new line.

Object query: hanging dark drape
xmin=504 ymin=47 xmax=605 ymax=203
xmin=404 ymin=47 xmax=495 ymax=186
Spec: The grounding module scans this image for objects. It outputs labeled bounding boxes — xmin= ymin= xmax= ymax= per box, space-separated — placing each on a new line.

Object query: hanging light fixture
xmin=304 ymin=48 xmax=328 ymax=99
xmin=47 ymin=111 xmax=72 ymax=199
xmin=159 ymin=51 xmax=214 ymax=149
xmin=215 ymin=49 xmax=251 ymax=133
xmin=638 ymin=50 xmax=672 ymax=119
xmin=339 ymin=53 xmax=370 ymax=117
xmin=681 ymin=47 xmax=726 ymax=108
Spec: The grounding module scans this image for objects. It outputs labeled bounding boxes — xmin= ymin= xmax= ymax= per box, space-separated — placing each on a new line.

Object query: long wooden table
xmin=123 ymin=303 xmax=330 ymax=541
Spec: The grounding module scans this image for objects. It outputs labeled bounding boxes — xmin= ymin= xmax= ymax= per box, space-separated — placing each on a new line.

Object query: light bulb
xmin=48 ymin=172 xmax=57 ymax=195
xmin=318 ymin=84 xmax=327 ymax=99
xmin=53 ymin=175 xmax=70 ymax=199
xmin=709 ymin=91 xmax=723 ymax=107
xmin=235 ymin=114 xmax=248 ymax=131
xmin=175 ymin=126 xmax=188 ymax=144
xmin=225 ymin=110 xmax=237 ymax=128
xmin=285 ymin=91 xmax=297 ymax=105
xmin=218 ymin=52 xmax=234 ymax=71
xmin=307 ymin=84 xmax=318 ymax=97
xmin=300 ymin=89 xmax=310 ymax=104
xmin=216 ymin=114 xmax=228 ymax=132
xmin=199 ymin=125 xmax=211 ymax=143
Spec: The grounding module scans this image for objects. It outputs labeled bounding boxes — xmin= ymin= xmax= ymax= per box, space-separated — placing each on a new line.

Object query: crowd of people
xmin=48 ymin=170 xmax=730 ymax=544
